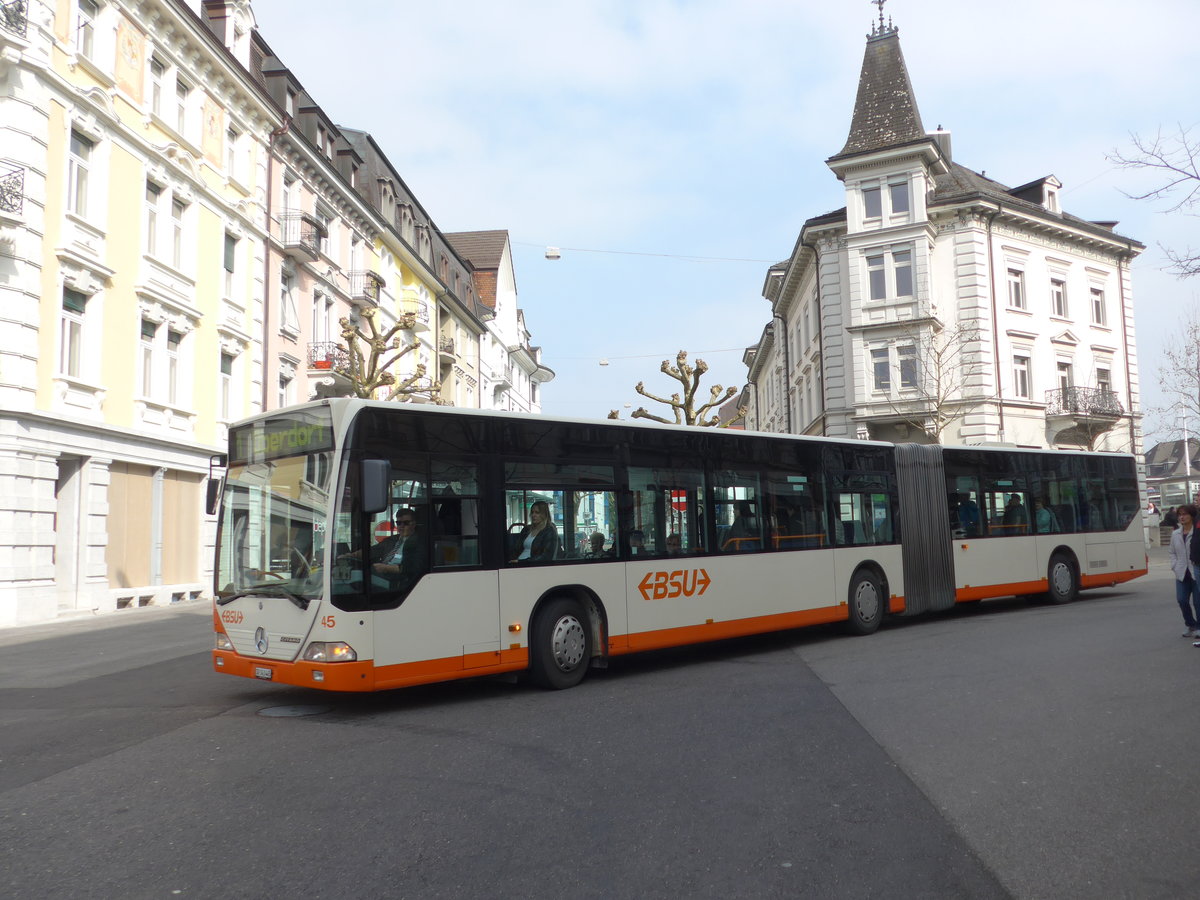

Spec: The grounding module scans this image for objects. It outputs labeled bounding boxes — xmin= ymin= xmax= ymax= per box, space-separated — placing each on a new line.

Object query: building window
xmin=1051 ymin=278 xmax=1068 ymax=317
xmin=76 ymin=0 xmax=98 ymax=58
xmin=171 ymin=198 xmax=186 ymax=269
xmin=149 ymin=56 xmax=166 ymax=117
xmin=1013 ymin=355 xmax=1030 ymax=399
xmin=220 ymin=352 xmax=234 ymax=420
xmin=1097 ymin=367 xmax=1112 ymax=394
xmin=140 ymin=318 xmax=157 ymax=397
xmin=1057 ymin=362 xmax=1073 ymax=391
xmin=224 ymin=233 xmax=237 ymax=299
xmin=893 ymin=249 xmax=913 ymax=296
xmin=863 ymin=186 xmax=882 ymax=219
xmin=867 ymin=254 xmax=886 ymax=301
xmin=1091 ymin=288 xmax=1107 ymax=326
xmin=145 ymin=181 xmax=161 ymax=256
xmin=898 ymin=345 xmax=917 ymax=389
xmin=176 ymin=79 xmax=191 ymax=137
xmin=866 ymin=248 xmax=912 ymax=300
xmin=167 ymin=330 xmax=181 ymax=405
xmin=60 ymin=289 xmax=88 ymax=378
xmin=871 ymin=347 xmax=890 ymax=391
xmin=279 ymin=373 xmax=293 ymax=408
xmin=1007 ymin=269 xmax=1026 ymax=310
xmin=68 ymin=130 xmax=93 ymax=217
xmin=889 ymin=179 xmax=910 ymax=215
xmin=226 ymin=128 xmax=240 ymax=179
xmin=280 ymin=270 xmax=298 ymax=332
xmin=316 ymin=208 xmax=332 ymax=256
xmin=285 ymin=89 xmax=296 ymax=117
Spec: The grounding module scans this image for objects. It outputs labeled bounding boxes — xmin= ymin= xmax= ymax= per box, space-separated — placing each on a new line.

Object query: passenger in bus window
xmin=1034 ymin=497 xmax=1060 ymax=533
xmin=666 ymin=533 xmax=683 ymax=556
xmin=956 ymin=493 xmax=981 ymax=536
xmin=628 ymin=529 xmax=648 ymax=557
xmin=1003 ymin=494 xmax=1028 ymax=532
xmin=509 ymin=500 xmax=559 ymax=564
xmin=584 ymin=532 xmax=610 ymax=559
xmin=722 ymin=500 xmax=758 ymax=551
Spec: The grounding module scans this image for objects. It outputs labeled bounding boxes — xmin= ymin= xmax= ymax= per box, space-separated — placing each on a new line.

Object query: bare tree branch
xmin=877 ymin=319 xmax=993 ymax=443
xmin=1110 ymin=124 xmax=1200 ymax=277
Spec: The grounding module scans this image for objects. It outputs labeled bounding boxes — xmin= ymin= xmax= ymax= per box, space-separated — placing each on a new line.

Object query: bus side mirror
xmin=205 ymin=478 xmax=222 ymax=516
xmin=361 ymin=459 xmax=391 ymax=515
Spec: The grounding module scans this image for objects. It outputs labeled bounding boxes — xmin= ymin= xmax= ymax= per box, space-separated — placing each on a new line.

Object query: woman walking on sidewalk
xmin=1168 ymin=504 xmax=1200 ymax=638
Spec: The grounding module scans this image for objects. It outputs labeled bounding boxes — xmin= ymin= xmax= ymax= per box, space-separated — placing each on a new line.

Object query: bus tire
xmin=1046 ymin=553 xmax=1078 ymax=604
xmin=846 ymin=568 xmax=884 ymax=635
xmin=529 ymin=597 xmax=592 ymax=690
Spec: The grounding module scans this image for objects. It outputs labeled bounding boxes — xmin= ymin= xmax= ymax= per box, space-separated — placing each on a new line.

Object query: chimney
xmin=930 ymin=126 xmax=952 ymax=162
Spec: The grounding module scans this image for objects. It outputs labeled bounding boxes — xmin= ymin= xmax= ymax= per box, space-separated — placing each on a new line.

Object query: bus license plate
xmin=254 ymin=666 xmax=273 ymax=680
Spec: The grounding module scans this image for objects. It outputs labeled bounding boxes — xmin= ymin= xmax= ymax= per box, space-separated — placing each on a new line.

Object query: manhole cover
xmin=257 ymin=705 xmax=332 ymax=718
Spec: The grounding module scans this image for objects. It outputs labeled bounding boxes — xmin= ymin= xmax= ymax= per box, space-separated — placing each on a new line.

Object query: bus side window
xmin=431 ymin=461 xmax=481 ymax=568
xmin=628 ymin=466 xmax=704 ymax=557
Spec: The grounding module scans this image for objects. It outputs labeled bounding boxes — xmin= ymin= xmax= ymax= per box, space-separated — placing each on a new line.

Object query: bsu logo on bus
xmin=638 ymin=568 xmax=711 ymax=601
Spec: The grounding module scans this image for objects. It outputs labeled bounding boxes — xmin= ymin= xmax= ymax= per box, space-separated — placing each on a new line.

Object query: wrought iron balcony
xmin=1045 ymin=386 xmax=1123 ymax=418
xmin=280 ymin=210 xmax=325 ymax=260
xmin=438 ymin=335 xmax=455 ymax=369
xmin=349 ymin=270 xmax=384 ymax=306
xmin=1 ymin=0 xmax=28 ymax=38
xmin=0 ymin=164 xmax=23 ymax=214
xmin=307 ymin=341 xmax=349 ymax=373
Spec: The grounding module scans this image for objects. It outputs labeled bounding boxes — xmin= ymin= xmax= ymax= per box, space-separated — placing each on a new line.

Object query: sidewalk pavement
xmin=0 ymin=596 xmax=211 ymax=649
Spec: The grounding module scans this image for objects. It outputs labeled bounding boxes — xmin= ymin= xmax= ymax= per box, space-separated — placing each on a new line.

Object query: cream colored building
xmin=744 ymin=17 xmax=1142 ymax=455
xmin=0 ymin=0 xmax=552 ymax=626
xmin=0 ymin=0 xmax=278 ymax=624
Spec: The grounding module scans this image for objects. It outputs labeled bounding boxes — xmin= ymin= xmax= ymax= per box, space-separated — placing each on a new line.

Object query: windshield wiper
xmin=217 ymin=586 xmax=310 ymax=610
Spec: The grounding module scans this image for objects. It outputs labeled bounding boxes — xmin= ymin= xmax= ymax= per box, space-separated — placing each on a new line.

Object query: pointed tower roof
xmin=830 ymin=20 xmax=926 ymax=161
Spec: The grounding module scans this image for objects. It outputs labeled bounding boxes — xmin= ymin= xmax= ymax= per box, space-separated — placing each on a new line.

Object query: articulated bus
xmin=211 ymin=399 xmax=1147 ymax=692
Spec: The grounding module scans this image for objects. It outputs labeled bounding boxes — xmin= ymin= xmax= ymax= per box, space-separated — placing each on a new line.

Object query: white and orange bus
xmin=211 ymin=399 xmax=1146 ymax=692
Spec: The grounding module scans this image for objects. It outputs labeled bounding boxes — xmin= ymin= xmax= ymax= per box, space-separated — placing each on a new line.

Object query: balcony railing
xmin=307 ymin=342 xmax=349 ymax=372
xmin=0 ymin=164 xmax=23 ymax=214
xmin=349 ymin=270 xmax=384 ymax=306
xmin=1045 ymin=386 xmax=1124 ymax=418
xmin=1 ymin=0 xmax=28 ymax=38
xmin=280 ymin=210 xmax=325 ymax=259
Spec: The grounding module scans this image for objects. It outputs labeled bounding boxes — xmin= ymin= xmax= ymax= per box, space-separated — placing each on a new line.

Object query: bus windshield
xmin=215 ymin=408 xmax=335 ymax=606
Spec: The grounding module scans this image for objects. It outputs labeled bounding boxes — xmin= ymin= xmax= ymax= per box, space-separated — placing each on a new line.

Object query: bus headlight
xmin=215 ymin=632 xmax=234 ymax=651
xmin=303 ymin=641 xmax=357 ymax=662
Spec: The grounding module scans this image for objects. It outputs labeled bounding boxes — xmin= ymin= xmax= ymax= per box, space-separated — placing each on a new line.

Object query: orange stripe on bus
xmin=956 ymin=580 xmax=1048 ymax=602
xmin=616 ymin=604 xmax=851 ymax=654
xmin=1081 ymin=568 xmax=1147 ymax=589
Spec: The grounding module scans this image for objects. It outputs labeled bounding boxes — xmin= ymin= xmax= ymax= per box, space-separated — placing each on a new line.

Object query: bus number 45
xmin=321 ymin=615 xmax=336 ymax=628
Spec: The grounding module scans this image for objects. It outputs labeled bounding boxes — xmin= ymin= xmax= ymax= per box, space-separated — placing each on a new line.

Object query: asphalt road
xmin=0 ymin=551 xmax=1195 ymax=899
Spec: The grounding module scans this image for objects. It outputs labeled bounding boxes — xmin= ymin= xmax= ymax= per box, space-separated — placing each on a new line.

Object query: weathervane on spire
xmin=869 ymin=0 xmax=895 ymax=37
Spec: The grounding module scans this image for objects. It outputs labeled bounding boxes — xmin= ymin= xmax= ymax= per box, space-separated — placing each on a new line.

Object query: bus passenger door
xmin=953 ymin=487 xmax=1038 ymax=601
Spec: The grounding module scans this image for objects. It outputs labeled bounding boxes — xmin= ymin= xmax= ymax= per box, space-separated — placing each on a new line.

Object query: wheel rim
xmin=853 ymin=579 xmax=880 ymax=623
xmin=550 ymin=614 xmax=587 ymax=672
xmin=1051 ymin=561 xmax=1072 ymax=596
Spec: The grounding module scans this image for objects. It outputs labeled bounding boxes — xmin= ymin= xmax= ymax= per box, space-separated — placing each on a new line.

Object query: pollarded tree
xmin=338 ymin=307 xmax=443 ymax=402
xmin=610 ymin=350 xmax=745 ymax=427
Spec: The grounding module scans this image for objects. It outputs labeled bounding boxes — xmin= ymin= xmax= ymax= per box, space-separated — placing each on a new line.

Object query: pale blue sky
xmin=251 ymin=0 xmax=1200 ymax=438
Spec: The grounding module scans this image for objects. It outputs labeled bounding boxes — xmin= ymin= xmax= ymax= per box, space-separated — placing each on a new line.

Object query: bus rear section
xmin=893 ymin=444 xmax=1146 ymax=614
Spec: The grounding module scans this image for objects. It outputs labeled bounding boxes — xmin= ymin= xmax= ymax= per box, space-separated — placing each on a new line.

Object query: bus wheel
xmin=530 ymin=597 xmax=591 ymax=690
xmin=1046 ymin=553 xmax=1078 ymax=604
xmin=846 ymin=569 xmax=883 ymax=635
